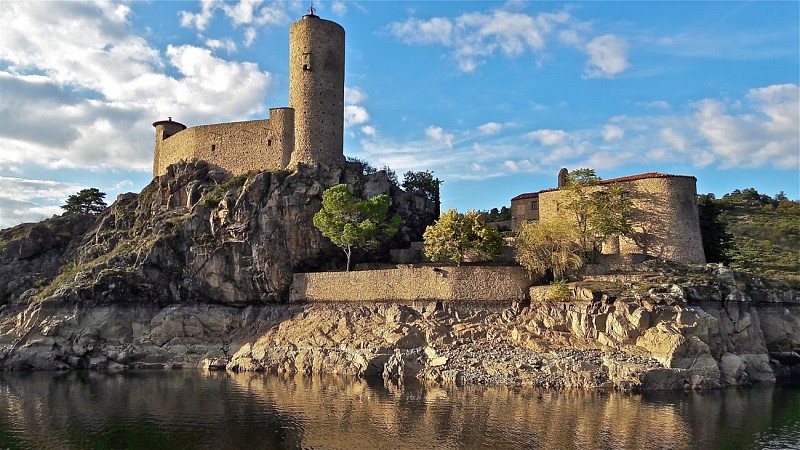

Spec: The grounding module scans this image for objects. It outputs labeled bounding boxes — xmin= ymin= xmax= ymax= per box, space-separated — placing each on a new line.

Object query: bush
xmin=516 ymin=217 xmax=584 ymax=280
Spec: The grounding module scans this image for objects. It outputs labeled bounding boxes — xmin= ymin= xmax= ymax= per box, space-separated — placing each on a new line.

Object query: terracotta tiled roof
xmin=510 ymin=192 xmax=539 ymax=201
xmin=511 ymin=172 xmax=696 ymax=201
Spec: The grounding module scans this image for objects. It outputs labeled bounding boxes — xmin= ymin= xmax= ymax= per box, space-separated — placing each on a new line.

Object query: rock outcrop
xmin=1 ymin=163 xmax=797 ymax=390
xmin=0 ymin=161 xmax=437 ymax=307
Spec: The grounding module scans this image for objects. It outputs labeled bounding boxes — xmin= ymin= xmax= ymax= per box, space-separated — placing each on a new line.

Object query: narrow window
xmin=302 ymin=52 xmax=312 ymax=71
xmin=211 ymin=144 xmax=216 ymax=152
xmin=267 ymin=139 xmax=272 ymax=146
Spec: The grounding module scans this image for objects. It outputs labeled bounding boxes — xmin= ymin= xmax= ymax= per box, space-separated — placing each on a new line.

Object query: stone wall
xmin=288 ymin=15 xmax=345 ymax=169
xmin=521 ymin=174 xmax=705 ymax=264
xmin=290 ymin=265 xmax=531 ymax=302
xmin=153 ymin=110 xmax=294 ymax=177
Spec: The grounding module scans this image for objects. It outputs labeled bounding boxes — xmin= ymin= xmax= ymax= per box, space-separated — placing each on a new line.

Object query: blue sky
xmin=1 ymin=1 xmax=798 ymax=228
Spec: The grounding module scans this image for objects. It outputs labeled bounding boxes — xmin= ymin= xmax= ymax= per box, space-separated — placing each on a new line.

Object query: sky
xmin=1 ymin=1 xmax=798 ymax=229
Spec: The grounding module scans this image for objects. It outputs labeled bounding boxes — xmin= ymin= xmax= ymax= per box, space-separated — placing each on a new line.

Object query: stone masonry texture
xmin=152 ymin=14 xmax=344 ymax=177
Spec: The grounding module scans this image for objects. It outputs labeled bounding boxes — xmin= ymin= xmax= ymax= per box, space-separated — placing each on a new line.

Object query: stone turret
xmin=288 ymin=13 xmax=345 ymax=169
xmin=152 ymin=118 xmax=187 ymax=176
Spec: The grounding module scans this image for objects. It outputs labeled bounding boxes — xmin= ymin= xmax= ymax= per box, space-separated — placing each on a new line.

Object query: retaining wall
xmin=290 ymin=265 xmax=531 ymax=302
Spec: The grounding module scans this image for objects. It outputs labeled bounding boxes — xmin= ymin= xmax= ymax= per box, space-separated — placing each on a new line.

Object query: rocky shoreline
xmin=1 ymin=162 xmax=797 ymax=390
xmin=2 ymin=264 xmax=798 ymax=391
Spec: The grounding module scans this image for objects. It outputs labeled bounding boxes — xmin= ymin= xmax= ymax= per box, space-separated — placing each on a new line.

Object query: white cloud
xmin=244 ymin=27 xmax=257 ymax=47
xmin=693 ymin=84 xmax=799 ymax=168
xmin=591 ymin=83 xmax=799 ymax=170
xmin=0 ymin=2 xmax=272 ymax=172
xmin=478 ymin=122 xmax=503 ymax=135
xmin=345 ymin=105 xmax=370 ymax=127
xmin=425 ymin=126 xmax=455 ymax=148
xmin=332 ymin=1 xmax=347 ymax=16
xmin=361 ymin=125 xmax=377 ymax=138
xmin=527 ymin=129 xmax=569 ymax=146
xmin=345 ymin=87 xmax=368 ymax=105
xmin=602 ymin=124 xmax=624 ymax=141
xmin=204 ymin=38 xmax=237 ymax=53
xmin=388 ymin=17 xmax=454 ymax=46
xmin=646 ymin=100 xmax=671 ymax=110
xmin=388 ymin=6 xmax=631 ymax=77
xmin=388 ymin=7 xmax=573 ymax=73
xmin=584 ymin=34 xmax=629 ymax=78
xmin=660 ymin=127 xmax=687 ymax=151
xmin=344 ymin=87 xmax=371 ymax=129
xmin=180 ymin=0 xmax=218 ymax=31
xmin=0 ymin=177 xmax=85 ymax=228
xmin=179 ymin=0 xmax=293 ymax=31
xmin=503 ymin=160 xmax=535 ymax=173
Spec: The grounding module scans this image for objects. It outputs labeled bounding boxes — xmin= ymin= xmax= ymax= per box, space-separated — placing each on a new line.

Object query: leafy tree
xmin=423 ymin=209 xmax=504 ymax=265
xmin=697 ymin=193 xmax=734 ymax=263
xmin=346 ymin=156 xmax=377 ymax=175
xmin=61 ymin=188 xmax=108 ymax=215
xmin=479 ymin=206 xmax=512 ymax=222
xmin=380 ymin=165 xmax=399 ymax=187
xmin=402 ymin=170 xmax=443 ymax=214
xmin=560 ymin=168 xmax=632 ymax=261
xmin=313 ymin=184 xmax=401 ymax=271
xmin=516 ymin=216 xmax=584 ymax=280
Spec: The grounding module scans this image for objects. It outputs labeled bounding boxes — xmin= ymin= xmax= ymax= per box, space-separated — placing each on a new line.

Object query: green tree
xmin=561 ymin=168 xmax=632 ymax=261
xmin=313 ymin=184 xmax=401 ymax=271
xmin=697 ymin=193 xmax=734 ymax=263
xmin=402 ymin=170 xmax=443 ymax=215
xmin=422 ymin=209 xmax=504 ymax=265
xmin=61 ymin=188 xmax=108 ymax=215
xmin=516 ymin=216 xmax=584 ymax=280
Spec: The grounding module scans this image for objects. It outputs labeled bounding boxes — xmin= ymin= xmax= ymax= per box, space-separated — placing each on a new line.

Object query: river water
xmin=0 ymin=371 xmax=798 ymax=449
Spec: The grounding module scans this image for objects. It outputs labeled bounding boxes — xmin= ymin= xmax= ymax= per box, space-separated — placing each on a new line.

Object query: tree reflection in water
xmin=1 ymin=371 xmax=798 ymax=449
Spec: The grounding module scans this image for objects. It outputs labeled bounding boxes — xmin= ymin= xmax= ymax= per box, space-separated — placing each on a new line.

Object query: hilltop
xmin=0 ymin=167 xmax=797 ymax=390
xmin=699 ymin=189 xmax=800 ymax=286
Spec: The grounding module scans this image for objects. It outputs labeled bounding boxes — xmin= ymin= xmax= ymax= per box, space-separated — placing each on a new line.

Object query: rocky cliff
xmin=0 ymin=164 xmax=797 ymax=390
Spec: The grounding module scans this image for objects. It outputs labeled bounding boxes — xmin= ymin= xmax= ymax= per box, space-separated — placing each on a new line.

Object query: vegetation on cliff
xmin=313 ymin=184 xmax=401 ymax=271
xmin=699 ymin=188 xmax=800 ymax=285
xmin=60 ymin=188 xmax=108 ymax=215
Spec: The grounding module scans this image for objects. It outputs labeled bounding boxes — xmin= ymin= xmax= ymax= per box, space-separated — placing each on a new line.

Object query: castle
xmin=152 ymin=12 xmax=345 ymax=177
xmin=511 ymin=170 xmax=706 ymax=264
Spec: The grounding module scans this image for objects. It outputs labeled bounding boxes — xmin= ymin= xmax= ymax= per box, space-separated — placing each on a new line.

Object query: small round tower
xmin=152 ymin=117 xmax=187 ymax=177
xmin=288 ymin=12 xmax=345 ymax=169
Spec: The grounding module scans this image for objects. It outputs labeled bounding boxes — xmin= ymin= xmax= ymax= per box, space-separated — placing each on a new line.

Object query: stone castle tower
xmin=152 ymin=12 xmax=345 ymax=177
xmin=289 ymin=13 xmax=345 ymax=169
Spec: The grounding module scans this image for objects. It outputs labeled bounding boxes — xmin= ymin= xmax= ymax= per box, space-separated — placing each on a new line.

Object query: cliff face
xmin=0 ymin=161 xmax=436 ymax=307
xmin=0 ymin=164 xmax=797 ymax=390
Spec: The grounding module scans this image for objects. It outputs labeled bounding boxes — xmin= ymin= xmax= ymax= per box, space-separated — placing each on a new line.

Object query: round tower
xmin=288 ymin=12 xmax=345 ymax=169
xmin=152 ymin=117 xmax=187 ymax=177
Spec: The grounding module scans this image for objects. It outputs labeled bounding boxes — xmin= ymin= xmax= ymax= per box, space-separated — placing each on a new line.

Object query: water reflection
xmin=1 ymin=371 xmax=798 ymax=449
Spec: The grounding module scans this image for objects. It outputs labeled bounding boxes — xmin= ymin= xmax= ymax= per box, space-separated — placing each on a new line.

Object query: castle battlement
xmin=152 ymin=14 xmax=344 ymax=177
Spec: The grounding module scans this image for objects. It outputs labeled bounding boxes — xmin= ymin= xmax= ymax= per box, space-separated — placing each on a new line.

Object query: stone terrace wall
xmin=290 ymin=266 xmax=531 ymax=303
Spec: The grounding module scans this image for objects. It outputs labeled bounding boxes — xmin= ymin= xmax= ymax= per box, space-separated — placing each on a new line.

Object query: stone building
xmin=511 ymin=170 xmax=706 ymax=264
xmin=152 ymin=12 xmax=345 ymax=177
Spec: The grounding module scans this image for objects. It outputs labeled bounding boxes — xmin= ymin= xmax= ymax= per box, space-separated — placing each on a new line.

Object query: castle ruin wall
xmin=534 ymin=176 xmax=705 ymax=264
xmin=153 ymin=109 xmax=294 ymax=177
